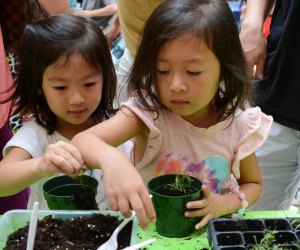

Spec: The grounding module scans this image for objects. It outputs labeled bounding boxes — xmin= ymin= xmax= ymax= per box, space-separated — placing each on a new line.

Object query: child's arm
xmin=71 ymin=107 xmax=156 ymax=230
xmin=0 ymin=141 xmax=85 ymax=196
xmin=37 ymin=0 xmax=72 ymax=15
xmin=185 ymin=153 xmax=262 ymax=229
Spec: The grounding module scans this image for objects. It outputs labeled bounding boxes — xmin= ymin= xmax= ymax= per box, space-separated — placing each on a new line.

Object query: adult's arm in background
xmin=37 ymin=0 xmax=72 ymax=15
xmin=239 ymin=0 xmax=275 ymax=79
xmin=76 ymin=4 xmax=117 ymax=18
xmin=104 ymin=15 xmax=121 ymax=48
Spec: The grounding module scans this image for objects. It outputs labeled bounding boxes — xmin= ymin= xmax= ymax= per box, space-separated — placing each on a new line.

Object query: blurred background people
xmin=105 ymin=1 xmax=165 ymax=105
xmin=240 ymin=0 xmax=300 ymax=210
xmin=76 ymin=0 xmax=117 ymax=30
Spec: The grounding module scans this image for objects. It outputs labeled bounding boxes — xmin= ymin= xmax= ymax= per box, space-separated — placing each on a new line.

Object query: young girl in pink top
xmin=72 ymin=0 xmax=273 ymax=230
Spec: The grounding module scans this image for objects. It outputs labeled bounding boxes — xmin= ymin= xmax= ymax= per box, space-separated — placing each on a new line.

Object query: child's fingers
xmin=45 ymin=143 xmax=84 ymax=175
xmin=117 ymin=196 xmax=132 ymax=218
xmin=106 ymin=191 xmax=118 ymax=211
xmin=141 ymin=191 xmax=156 ymax=223
xmin=195 ymin=214 xmax=212 ymax=230
xmin=128 ymin=193 xmax=149 ymax=230
xmin=185 ymin=202 xmax=210 ymax=218
xmin=51 ymin=155 xmax=80 ymax=175
xmin=54 ymin=142 xmax=85 ymax=174
xmin=201 ymin=184 xmax=211 ymax=198
xmin=58 ymin=141 xmax=85 ymax=166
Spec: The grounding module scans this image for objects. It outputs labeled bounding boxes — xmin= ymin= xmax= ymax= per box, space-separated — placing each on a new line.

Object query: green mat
xmin=137 ymin=210 xmax=300 ymax=250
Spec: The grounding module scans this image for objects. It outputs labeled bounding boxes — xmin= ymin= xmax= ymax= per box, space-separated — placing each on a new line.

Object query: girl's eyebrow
xmin=157 ymin=57 xmax=206 ymax=63
xmin=47 ymin=77 xmax=67 ymax=83
xmin=81 ymin=73 xmax=102 ymax=79
xmin=47 ymin=73 xmax=101 ymax=82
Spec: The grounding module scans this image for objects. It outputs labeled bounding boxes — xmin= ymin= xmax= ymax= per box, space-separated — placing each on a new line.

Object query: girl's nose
xmin=170 ymin=74 xmax=187 ymax=93
xmin=69 ymin=91 xmax=85 ymax=105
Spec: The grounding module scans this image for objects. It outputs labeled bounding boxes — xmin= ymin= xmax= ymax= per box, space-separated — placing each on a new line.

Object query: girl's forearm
xmin=71 ymin=132 xmax=121 ymax=170
xmin=240 ymin=182 xmax=262 ymax=208
xmin=0 ymin=158 xmax=44 ymax=196
xmin=221 ymin=182 xmax=262 ymax=216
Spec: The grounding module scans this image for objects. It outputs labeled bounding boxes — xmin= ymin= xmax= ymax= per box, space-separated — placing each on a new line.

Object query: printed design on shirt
xmin=156 ymin=153 xmax=229 ymax=192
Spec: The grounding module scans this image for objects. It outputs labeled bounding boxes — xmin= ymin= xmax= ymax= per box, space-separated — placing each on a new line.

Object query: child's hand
xmin=101 ymin=157 xmax=156 ymax=230
xmin=185 ymin=184 xmax=226 ymax=229
xmin=37 ymin=141 xmax=86 ymax=177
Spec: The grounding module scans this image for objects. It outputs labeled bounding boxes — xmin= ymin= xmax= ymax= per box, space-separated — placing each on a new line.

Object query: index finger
xmin=129 ymin=192 xmax=156 ymax=230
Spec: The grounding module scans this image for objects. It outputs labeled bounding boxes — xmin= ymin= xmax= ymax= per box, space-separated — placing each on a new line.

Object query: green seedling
xmin=252 ymin=230 xmax=277 ymax=250
xmin=290 ymin=217 xmax=300 ymax=230
xmin=73 ymin=169 xmax=85 ymax=186
xmin=167 ymin=174 xmax=194 ymax=194
xmin=251 ymin=229 xmax=300 ymax=250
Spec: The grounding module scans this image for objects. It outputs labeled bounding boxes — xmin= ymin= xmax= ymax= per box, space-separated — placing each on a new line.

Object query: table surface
xmin=136 ymin=210 xmax=300 ymax=250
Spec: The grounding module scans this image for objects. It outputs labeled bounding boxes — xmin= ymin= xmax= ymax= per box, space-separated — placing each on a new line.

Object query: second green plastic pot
xmin=148 ymin=174 xmax=202 ymax=237
xmin=43 ymin=175 xmax=98 ymax=210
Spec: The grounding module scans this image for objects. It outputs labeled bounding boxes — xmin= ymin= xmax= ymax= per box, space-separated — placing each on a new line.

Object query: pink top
xmin=122 ymin=98 xmax=272 ymax=193
xmin=0 ymin=26 xmax=13 ymax=128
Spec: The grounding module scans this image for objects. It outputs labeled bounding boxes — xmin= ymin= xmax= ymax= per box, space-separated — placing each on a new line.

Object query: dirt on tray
xmin=4 ymin=213 xmax=133 ymax=250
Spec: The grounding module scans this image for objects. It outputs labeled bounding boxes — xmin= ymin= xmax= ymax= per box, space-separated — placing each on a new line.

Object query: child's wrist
xmin=231 ymin=191 xmax=248 ymax=219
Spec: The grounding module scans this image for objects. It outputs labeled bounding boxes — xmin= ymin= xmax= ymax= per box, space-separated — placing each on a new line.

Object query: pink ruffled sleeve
xmin=232 ymin=107 xmax=273 ymax=178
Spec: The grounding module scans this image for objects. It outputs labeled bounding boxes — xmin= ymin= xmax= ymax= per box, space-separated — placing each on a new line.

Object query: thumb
xmin=201 ymin=184 xmax=211 ymax=198
xmin=255 ymin=52 xmax=266 ymax=80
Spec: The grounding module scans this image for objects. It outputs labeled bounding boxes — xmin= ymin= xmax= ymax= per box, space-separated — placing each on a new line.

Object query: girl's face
xmin=156 ymin=35 xmax=221 ymax=127
xmin=42 ymin=54 xmax=103 ymax=132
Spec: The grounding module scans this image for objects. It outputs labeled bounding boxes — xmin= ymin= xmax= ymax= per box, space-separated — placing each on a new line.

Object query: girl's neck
xmin=181 ymin=104 xmax=220 ymax=128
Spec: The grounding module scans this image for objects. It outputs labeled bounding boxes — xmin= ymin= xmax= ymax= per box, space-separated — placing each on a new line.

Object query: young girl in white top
xmin=0 ymin=13 xmax=131 ymax=210
xmin=72 ymin=0 xmax=273 ymax=229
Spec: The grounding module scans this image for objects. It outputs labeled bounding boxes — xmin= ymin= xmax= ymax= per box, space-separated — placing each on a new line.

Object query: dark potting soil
xmin=71 ymin=186 xmax=98 ymax=210
xmin=4 ymin=214 xmax=133 ymax=250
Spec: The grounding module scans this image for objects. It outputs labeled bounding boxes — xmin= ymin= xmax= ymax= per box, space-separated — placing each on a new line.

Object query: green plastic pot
xmin=148 ymin=174 xmax=202 ymax=237
xmin=43 ymin=175 xmax=98 ymax=210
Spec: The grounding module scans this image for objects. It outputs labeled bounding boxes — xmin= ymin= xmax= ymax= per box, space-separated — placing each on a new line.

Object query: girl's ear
xmin=37 ymin=89 xmax=43 ymax=95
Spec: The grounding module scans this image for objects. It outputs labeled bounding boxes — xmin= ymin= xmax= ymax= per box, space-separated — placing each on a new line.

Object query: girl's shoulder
xmin=121 ymin=95 xmax=159 ymax=122
xmin=231 ymin=107 xmax=273 ymax=178
xmin=3 ymin=120 xmax=67 ymax=157
xmin=233 ymin=107 xmax=273 ymax=133
xmin=3 ymin=120 xmax=47 ymax=157
xmin=12 ymin=119 xmax=45 ymax=134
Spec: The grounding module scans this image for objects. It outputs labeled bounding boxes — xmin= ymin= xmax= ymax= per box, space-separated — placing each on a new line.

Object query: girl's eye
xmin=187 ymin=71 xmax=201 ymax=76
xmin=84 ymin=82 xmax=96 ymax=87
xmin=53 ymin=86 xmax=67 ymax=90
xmin=157 ymin=69 xmax=169 ymax=74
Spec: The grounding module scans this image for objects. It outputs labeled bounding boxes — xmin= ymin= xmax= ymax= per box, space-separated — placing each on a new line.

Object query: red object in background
xmin=263 ymin=15 xmax=272 ymax=43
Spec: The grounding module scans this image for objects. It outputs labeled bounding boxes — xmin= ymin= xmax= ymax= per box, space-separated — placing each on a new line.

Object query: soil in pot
xmin=148 ymin=174 xmax=202 ymax=237
xmin=43 ymin=175 xmax=98 ymax=210
xmin=4 ymin=213 xmax=133 ymax=250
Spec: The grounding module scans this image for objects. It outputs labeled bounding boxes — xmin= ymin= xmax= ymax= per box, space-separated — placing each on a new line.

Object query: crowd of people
xmin=0 ymin=0 xmax=299 ymax=231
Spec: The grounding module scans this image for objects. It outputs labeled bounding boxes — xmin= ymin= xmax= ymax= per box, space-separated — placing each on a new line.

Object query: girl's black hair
xmin=1 ymin=13 xmax=117 ymax=134
xmin=127 ymin=0 xmax=250 ymax=121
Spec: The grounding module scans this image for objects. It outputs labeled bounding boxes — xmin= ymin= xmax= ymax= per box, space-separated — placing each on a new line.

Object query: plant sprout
xmin=251 ymin=230 xmax=300 ymax=250
xmin=73 ymin=169 xmax=86 ymax=186
xmin=290 ymin=217 xmax=300 ymax=230
xmin=167 ymin=174 xmax=194 ymax=194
